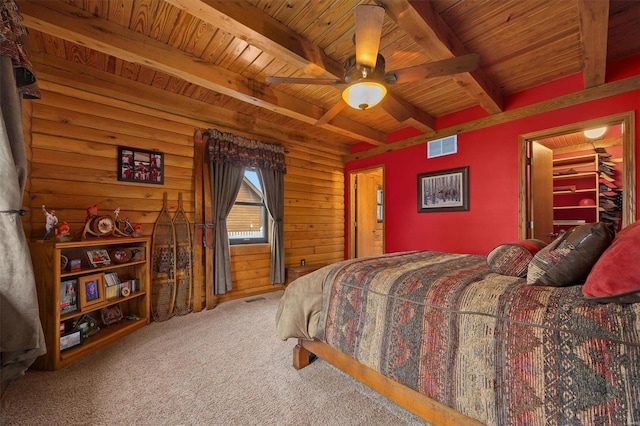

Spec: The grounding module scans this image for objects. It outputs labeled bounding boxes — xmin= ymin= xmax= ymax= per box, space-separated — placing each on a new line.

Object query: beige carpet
xmin=1 ymin=291 xmax=426 ymax=425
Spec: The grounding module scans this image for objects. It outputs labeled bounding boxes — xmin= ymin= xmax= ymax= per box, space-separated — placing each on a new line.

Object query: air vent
xmin=427 ymin=135 xmax=457 ymax=159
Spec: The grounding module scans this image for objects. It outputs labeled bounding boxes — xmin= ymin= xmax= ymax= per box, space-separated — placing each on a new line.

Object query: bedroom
xmin=1 ymin=0 xmax=639 ymax=424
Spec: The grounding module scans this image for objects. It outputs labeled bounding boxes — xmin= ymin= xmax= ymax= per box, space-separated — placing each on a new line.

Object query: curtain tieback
xmin=0 ymin=209 xmax=26 ymax=215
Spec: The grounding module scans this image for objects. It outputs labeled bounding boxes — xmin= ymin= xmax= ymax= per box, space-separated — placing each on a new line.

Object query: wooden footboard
xmin=293 ymin=338 xmax=483 ymax=426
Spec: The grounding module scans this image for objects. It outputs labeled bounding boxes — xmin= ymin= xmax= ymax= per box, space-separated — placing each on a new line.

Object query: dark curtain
xmin=210 ymin=161 xmax=244 ymax=295
xmin=259 ymin=168 xmax=285 ymax=283
xmin=202 ymin=129 xmax=286 ymax=294
xmin=0 ymin=0 xmax=45 ymax=387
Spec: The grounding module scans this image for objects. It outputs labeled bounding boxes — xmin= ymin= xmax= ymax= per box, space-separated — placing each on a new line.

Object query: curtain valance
xmin=0 ymin=0 xmax=39 ymax=99
xmin=204 ymin=129 xmax=286 ymax=173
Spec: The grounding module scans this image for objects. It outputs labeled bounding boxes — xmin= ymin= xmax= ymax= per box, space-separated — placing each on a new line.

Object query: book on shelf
xmin=104 ymin=272 xmax=120 ymax=287
xmin=122 ymin=279 xmax=140 ymax=293
xmin=105 ymin=285 xmax=119 ymax=299
xmin=59 ymin=279 xmax=78 ymax=314
xmin=105 ymin=278 xmax=140 ymax=299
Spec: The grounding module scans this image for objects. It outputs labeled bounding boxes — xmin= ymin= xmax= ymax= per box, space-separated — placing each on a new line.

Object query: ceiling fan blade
xmin=266 ymin=76 xmax=344 ymax=85
xmin=355 ymin=5 xmax=385 ymax=69
xmin=385 ymin=53 xmax=480 ymax=84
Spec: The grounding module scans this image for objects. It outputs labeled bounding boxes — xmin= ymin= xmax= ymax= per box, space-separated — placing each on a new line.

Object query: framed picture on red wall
xmin=417 ymin=166 xmax=469 ymax=213
xmin=118 ymin=146 xmax=164 ymax=185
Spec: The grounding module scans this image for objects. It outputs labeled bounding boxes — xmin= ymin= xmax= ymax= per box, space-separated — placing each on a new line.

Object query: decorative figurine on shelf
xmin=42 ymin=205 xmax=58 ymax=240
xmin=113 ymin=207 xmax=142 ymax=237
xmin=85 ymin=204 xmax=98 ymax=222
xmin=113 ymin=207 xmax=127 ymax=237
xmin=82 ymin=204 xmax=115 ymax=239
xmin=122 ymin=219 xmax=142 ymax=237
xmin=55 ymin=221 xmax=72 ymax=242
xmin=131 ymin=223 xmax=142 ymax=238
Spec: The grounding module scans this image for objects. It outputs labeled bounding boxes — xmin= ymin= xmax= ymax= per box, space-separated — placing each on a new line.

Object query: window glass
xmin=228 ymin=169 xmax=268 ymax=244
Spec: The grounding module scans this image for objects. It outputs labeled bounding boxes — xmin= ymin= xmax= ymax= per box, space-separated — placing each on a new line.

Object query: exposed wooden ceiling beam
xmin=379 ymin=0 xmax=504 ymax=114
xmin=168 ymin=0 xmax=435 ymax=132
xmin=163 ymin=0 xmax=344 ymax=79
xmin=381 ymin=93 xmax=436 ymax=133
xmin=316 ymin=100 xmax=347 ymax=126
xmin=347 ymin=73 xmax=640 ymax=161
xmin=577 ymin=0 xmax=610 ymax=88
xmin=17 ymin=0 xmax=386 ymax=146
xmin=29 ymin=52 xmax=350 ymax=156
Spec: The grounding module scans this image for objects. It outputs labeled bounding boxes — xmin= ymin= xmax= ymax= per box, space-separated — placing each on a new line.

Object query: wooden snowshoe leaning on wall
xmin=173 ymin=192 xmax=193 ymax=315
xmin=151 ymin=192 xmax=177 ymax=321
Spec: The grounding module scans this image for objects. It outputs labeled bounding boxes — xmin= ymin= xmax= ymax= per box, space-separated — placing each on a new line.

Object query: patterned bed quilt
xmin=275 ymin=251 xmax=640 ymax=425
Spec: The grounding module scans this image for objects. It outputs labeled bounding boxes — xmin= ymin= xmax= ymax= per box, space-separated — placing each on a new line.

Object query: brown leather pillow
xmin=527 ymin=222 xmax=614 ymax=287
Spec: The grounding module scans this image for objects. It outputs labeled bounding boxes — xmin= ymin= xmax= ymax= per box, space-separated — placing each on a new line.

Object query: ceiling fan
xmin=266 ymin=4 xmax=480 ymax=112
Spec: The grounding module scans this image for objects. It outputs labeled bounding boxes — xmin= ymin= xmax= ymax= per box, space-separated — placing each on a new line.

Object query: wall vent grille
xmin=427 ymin=135 xmax=458 ymax=158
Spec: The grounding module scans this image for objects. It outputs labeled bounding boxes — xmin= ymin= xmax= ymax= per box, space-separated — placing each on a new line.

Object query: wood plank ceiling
xmin=15 ymin=0 xmax=640 ymax=152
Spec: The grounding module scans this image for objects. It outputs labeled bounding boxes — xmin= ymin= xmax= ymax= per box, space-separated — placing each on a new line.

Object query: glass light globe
xmin=342 ymin=81 xmax=387 ymax=110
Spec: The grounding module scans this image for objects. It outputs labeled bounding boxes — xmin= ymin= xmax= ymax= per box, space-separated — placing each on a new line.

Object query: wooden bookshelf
xmin=29 ymin=237 xmax=150 ymax=370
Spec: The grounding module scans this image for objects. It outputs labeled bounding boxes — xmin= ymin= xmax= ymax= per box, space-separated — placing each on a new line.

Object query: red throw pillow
xmin=486 ymin=239 xmax=547 ymax=277
xmin=583 ymin=221 xmax=640 ymax=303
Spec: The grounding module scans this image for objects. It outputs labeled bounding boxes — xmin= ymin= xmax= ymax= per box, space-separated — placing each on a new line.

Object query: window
xmin=227 ymin=169 xmax=268 ymax=244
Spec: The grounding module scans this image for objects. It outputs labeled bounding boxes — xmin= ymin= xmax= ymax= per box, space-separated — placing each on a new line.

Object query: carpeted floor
xmin=1 ymin=291 xmax=427 ymax=425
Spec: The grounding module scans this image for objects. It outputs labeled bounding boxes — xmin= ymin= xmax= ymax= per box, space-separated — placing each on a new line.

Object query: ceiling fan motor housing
xmin=344 ymin=53 xmax=386 ymax=83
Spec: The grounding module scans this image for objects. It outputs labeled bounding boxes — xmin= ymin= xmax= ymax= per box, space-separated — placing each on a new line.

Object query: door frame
xmin=348 ymin=165 xmax=385 ymax=259
xmin=518 ymin=111 xmax=636 ymax=239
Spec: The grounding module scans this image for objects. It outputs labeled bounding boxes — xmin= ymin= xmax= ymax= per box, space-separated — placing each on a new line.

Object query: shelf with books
xmin=29 ymin=237 xmax=150 ymax=370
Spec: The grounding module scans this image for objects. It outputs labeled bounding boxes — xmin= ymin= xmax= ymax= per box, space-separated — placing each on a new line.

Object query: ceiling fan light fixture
xmin=583 ymin=127 xmax=607 ymax=139
xmin=342 ymin=81 xmax=387 ymax=110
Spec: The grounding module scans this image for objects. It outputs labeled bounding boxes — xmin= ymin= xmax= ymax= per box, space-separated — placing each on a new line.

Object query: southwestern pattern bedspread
xmin=276 ymin=251 xmax=640 ymax=426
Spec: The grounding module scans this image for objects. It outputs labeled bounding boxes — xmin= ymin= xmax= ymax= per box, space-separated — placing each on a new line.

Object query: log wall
xmin=22 ymin=78 xmax=347 ymax=308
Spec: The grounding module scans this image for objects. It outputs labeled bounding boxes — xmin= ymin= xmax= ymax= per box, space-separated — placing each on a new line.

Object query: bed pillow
xmin=486 ymin=239 xmax=547 ymax=277
xmin=583 ymin=221 xmax=640 ymax=303
xmin=527 ymin=222 xmax=614 ymax=287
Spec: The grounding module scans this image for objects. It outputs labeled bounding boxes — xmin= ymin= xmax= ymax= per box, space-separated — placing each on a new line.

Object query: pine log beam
xmin=347 ymin=73 xmax=640 ymax=161
xmin=17 ymin=0 xmax=386 ymax=146
xmin=379 ymin=0 xmax=504 ymax=114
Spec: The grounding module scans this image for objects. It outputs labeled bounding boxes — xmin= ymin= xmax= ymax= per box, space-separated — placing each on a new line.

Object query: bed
xmin=276 ymin=222 xmax=640 ymax=426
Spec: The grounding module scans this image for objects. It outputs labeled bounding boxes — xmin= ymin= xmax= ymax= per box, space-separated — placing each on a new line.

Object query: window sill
xmin=230 ymin=243 xmax=271 ymax=255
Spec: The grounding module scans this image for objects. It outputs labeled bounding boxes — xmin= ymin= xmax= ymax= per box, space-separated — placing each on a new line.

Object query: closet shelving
xmin=552 ymin=152 xmax=620 ymax=232
xmin=552 ymin=154 xmax=600 ymax=229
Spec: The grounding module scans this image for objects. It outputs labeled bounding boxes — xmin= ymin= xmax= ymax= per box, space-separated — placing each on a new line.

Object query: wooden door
xmin=530 ymin=142 xmax=554 ymax=242
xmin=356 ymin=172 xmax=380 ymax=257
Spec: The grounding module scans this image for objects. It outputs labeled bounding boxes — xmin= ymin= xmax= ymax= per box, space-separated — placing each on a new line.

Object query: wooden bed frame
xmin=293 ymin=338 xmax=483 ymax=426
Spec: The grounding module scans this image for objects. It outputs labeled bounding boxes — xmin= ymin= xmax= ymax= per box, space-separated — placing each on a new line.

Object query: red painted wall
xmin=346 ymin=56 xmax=640 ymax=256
